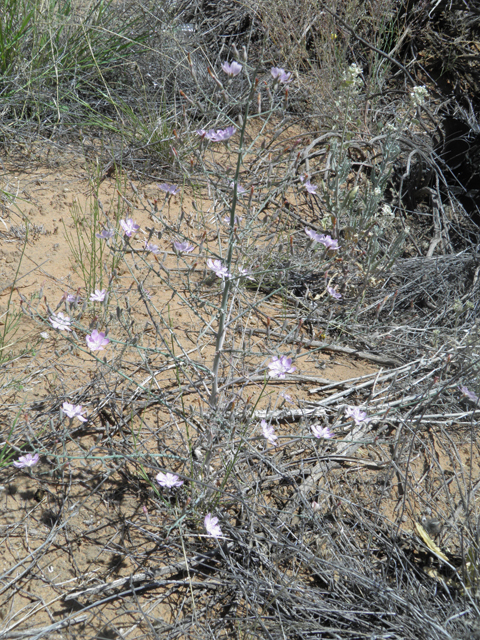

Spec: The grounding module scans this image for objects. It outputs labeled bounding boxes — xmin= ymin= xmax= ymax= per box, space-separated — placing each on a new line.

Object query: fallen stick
xmin=241 ymin=328 xmax=402 ymax=367
xmin=64 ymin=543 xmax=233 ymax=602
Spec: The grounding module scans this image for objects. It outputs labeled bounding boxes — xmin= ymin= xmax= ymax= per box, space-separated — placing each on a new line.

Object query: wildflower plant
xmin=7 ymin=6 xmax=480 ymax=638
xmin=85 ymin=330 xmax=109 ymax=351
xmin=156 ymin=472 xmax=184 ymax=488
xmin=49 ymin=312 xmax=72 ymax=331
xmin=267 ymin=356 xmax=296 ymax=379
xmin=222 ymin=60 xmax=242 ymax=77
xmin=261 ymin=420 xmax=278 ymax=446
xmin=62 ymin=402 xmax=88 ymax=422
xmin=303 ymin=57 xmax=434 ymax=310
xmin=13 ymin=453 xmax=39 ymax=469
xmin=311 ymin=424 xmax=334 ymax=439
xmin=345 ymin=406 xmax=370 ymax=426
xmin=62 ymin=174 xmax=127 ymax=293
xmin=204 ymin=513 xmax=223 ymax=538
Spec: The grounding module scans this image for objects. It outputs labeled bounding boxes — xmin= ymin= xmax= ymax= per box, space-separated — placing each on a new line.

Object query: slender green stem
xmin=209 ymin=72 xmax=258 ymax=409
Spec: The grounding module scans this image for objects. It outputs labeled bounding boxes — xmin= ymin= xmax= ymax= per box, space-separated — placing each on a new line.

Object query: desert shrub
xmin=2 ymin=2 xmax=480 ymax=639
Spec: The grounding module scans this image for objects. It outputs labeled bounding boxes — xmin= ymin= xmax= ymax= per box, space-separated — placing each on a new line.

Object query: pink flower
xmin=62 ymin=402 xmax=87 ymax=422
xmin=311 ymin=424 xmax=334 ymax=439
xmin=144 ymin=241 xmax=160 ymax=254
xmin=345 ymin=406 xmax=370 ymax=425
xmin=238 ymin=267 xmax=254 ymax=280
xmin=89 ymin=289 xmax=107 ymax=302
xmin=221 ymin=61 xmax=242 ymax=76
xmin=198 ymin=127 xmax=236 ymax=142
xmin=305 ymin=227 xmax=339 ymax=250
xmin=120 ymin=218 xmax=140 ymax=237
xmin=211 ymin=126 xmax=236 ymax=142
xmin=156 ymin=472 xmax=184 ymax=488
xmin=204 ymin=513 xmax=223 ymax=538
xmin=64 ymin=293 xmax=79 ymax=304
xmin=261 ymin=420 xmax=278 ymax=446
xmin=280 ymin=391 xmax=293 ymax=403
xmin=13 ymin=453 xmax=39 ymax=469
xmin=158 ymin=183 xmax=179 ymax=195
xmin=174 ymin=240 xmax=194 ymax=253
xmin=229 ymin=181 xmax=247 ymax=194
xmin=271 ymin=67 xmax=292 ymax=84
xmin=267 ymin=356 xmax=296 ymax=379
xmin=327 ymin=286 xmax=341 ymax=299
xmin=96 ymin=228 xmax=114 ymax=241
xmin=320 ymin=235 xmax=340 ymax=251
xmin=223 ymin=214 xmax=242 ymax=225
xmin=207 ymin=258 xmax=231 ymax=279
xmin=460 ymin=386 xmax=478 ymax=402
xmin=312 ymin=501 xmax=321 ymax=512
xmin=304 ymin=180 xmax=317 ymax=194
xmin=86 ymin=329 xmax=110 ymax=351
xmin=49 ymin=312 xmax=72 ymax=331
xmin=305 ymin=227 xmax=325 ymax=243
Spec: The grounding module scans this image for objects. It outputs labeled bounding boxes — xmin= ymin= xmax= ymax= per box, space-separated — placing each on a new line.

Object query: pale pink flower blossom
xmin=207 ymin=258 xmax=231 ymax=279
xmin=120 ymin=218 xmax=140 ymax=237
xmin=230 ymin=181 xmax=247 ymax=194
xmin=49 ymin=312 xmax=72 ymax=331
xmin=223 ymin=214 xmax=242 ymax=225
xmin=239 ymin=268 xmax=254 ymax=280
xmin=304 ymin=180 xmax=317 ymax=194
xmin=96 ymin=228 xmax=115 ymax=241
xmin=327 ymin=286 xmax=341 ymax=299
xmin=198 ymin=127 xmax=235 ymax=142
xmin=144 ymin=241 xmax=160 ymax=254
xmin=312 ymin=501 xmax=321 ymax=512
xmin=13 ymin=453 xmax=39 ymax=469
xmin=280 ymin=391 xmax=293 ymax=403
xmin=210 ymin=126 xmax=235 ymax=142
xmin=261 ymin=420 xmax=278 ymax=446
xmin=305 ymin=228 xmax=325 ymax=243
xmin=271 ymin=67 xmax=292 ymax=84
xmin=89 ymin=289 xmax=107 ymax=302
xmin=221 ymin=61 xmax=242 ymax=76
xmin=156 ymin=472 xmax=184 ymax=488
xmin=460 ymin=386 xmax=478 ymax=402
xmin=62 ymin=402 xmax=87 ymax=422
xmin=174 ymin=240 xmax=195 ymax=253
xmin=321 ymin=235 xmax=340 ymax=251
xmin=158 ymin=183 xmax=179 ymax=195
xmin=204 ymin=513 xmax=223 ymax=538
xmin=311 ymin=424 xmax=334 ymax=439
xmin=86 ymin=329 xmax=110 ymax=351
xmin=64 ymin=293 xmax=79 ymax=304
xmin=267 ymin=356 xmax=296 ymax=379
xmin=345 ymin=406 xmax=370 ymax=425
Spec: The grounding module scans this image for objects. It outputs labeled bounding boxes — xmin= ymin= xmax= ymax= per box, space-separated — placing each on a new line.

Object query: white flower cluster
xmin=410 ymin=85 xmax=428 ymax=106
xmin=381 ymin=203 xmax=394 ymax=217
xmin=343 ymin=63 xmax=363 ymax=88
